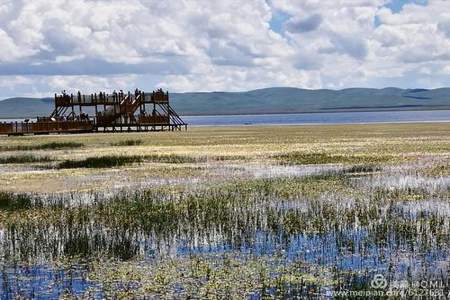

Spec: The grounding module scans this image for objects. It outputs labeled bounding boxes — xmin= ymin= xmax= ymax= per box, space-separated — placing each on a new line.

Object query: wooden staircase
xmin=97 ymin=94 xmax=144 ymax=126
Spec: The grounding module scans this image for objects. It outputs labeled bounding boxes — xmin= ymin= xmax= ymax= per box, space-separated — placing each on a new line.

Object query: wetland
xmin=0 ymin=123 xmax=449 ymax=298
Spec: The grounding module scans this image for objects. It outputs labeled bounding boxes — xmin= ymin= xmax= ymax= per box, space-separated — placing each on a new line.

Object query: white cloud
xmin=0 ymin=0 xmax=450 ymax=98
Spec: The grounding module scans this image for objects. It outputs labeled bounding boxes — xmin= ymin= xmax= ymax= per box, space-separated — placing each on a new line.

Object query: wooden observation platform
xmin=0 ymin=89 xmax=187 ymax=135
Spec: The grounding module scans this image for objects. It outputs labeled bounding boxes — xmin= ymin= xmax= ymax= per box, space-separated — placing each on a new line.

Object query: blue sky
xmin=386 ymin=0 xmax=428 ymax=12
xmin=269 ymin=6 xmax=290 ymax=34
xmin=0 ymin=0 xmax=448 ymax=98
xmin=271 ymin=0 xmax=429 ymax=32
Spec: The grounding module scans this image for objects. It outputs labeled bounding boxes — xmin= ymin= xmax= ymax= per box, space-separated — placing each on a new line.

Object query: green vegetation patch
xmin=212 ymin=155 xmax=248 ymax=161
xmin=111 ymin=139 xmax=143 ymax=147
xmin=58 ymin=154 xmax=205 ymax=169
xmin=343 ymin=164 xmax=382 ymax=174
xmin=87 ymin=255 xmax=331 ymax=299
xmin=0 ymin=154 xmax=52 ymax=164
xmin=0 ymin=192 xmax=34 ymax=211
xmin=1 ymin=142 xmax=84 ymax=151
xmin=58 ymin=155 xmax=144 ymax=169
xmin=371 ymin=186 xmax=444 ymax=202
xmin=420 ymin=163 xmax=450 ymax=177
xmin=145 ymin=154 xmax=206 ymax=164
xmin=275 ymin=152 xmax=393 ymax=165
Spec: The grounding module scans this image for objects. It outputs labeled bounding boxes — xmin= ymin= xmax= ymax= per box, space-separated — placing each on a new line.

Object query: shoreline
xmin=2 ymin=107 xmax=450 ymax=119
xmin=187 ymin=120 xmax=450 ymax=127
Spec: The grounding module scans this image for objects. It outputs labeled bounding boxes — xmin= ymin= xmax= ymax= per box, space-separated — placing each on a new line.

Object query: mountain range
xmin=1 ymin=87 xmax=450 ymax=118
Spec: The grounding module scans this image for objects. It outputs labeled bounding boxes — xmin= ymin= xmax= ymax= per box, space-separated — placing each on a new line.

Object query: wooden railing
xmin=151 ymin=91 xmax=169 ymax=103
xmin=54 ymin=90 xmax=169 ymax=107
xmin=31 ymin=121 xmax=93 ymax=133
xmin=0 ymin=121 xmax=93 ymax=135
xmin=0 ymin=123 xmax=13 ymax=134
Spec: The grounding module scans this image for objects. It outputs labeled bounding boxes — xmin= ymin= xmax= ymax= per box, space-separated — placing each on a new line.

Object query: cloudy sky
xmin=0 ymin=0 xmax=448 ymax=98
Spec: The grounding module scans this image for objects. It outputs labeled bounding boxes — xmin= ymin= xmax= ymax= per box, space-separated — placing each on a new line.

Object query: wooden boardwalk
xmin=0 ymin=89 xmax=187 ymax=135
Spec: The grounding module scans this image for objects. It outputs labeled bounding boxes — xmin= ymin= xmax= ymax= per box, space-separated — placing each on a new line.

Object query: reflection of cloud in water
xmin=64 ymin=163 xmax=343 ymax=197
xmin=213 ymin=163 xmax=344 ymax=179
xmin=0 ymin=165 xmax=47 ymax=174
xmin=358 ymin=174 xmax=450 ymax=193
xmin=396 ymin=200 xmax=450 ymax=218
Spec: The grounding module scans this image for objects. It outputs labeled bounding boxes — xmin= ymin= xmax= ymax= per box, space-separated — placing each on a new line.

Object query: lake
xmin=182 ymin=110 xmax=450 ymax=126
xmin=1 ymin=110 xmax=450 ymax=126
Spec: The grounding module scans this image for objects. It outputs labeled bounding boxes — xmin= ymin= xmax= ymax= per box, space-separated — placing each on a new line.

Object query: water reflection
xmin=1 ymin=172 xmax=449 ymax=297
xmin=0 ymin=264 xmax=103 ymax=299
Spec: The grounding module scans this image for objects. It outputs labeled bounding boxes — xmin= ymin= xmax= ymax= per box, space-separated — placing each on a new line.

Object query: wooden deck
xmin=1 ymin=89 xmax=188 ymax=135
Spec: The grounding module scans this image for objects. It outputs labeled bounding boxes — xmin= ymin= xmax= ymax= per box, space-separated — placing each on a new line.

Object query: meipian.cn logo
xmin=371 ymin=274 xmax=388 ymax=290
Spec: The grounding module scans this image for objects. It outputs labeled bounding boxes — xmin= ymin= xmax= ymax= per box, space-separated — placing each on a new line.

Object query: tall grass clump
xmin=0 ymin=192 xmax=33 ymax=210
xmin=275 ymin=152 xmax=392 ymax=165
xmin=58 ymin=155 xmax=144 ymax=169
xmin=344 ymin=164 xmax=382 ymax=174
xmin=34 ymin=142 xmax=84 ymax=150
xmin=212 ymin=155 xmax=248 ymax=161
xmin=144 ymin=154 xmax=206 ymax=164
xmin=111 ymin=139 xmax=143 ymax=147
xmin=58 ymin=154 xmax=204 ymax=169
xmin=1 ymin=142 xmax=84 ymax=151
xmin=0 ymin=154 xmax=52 ymax=164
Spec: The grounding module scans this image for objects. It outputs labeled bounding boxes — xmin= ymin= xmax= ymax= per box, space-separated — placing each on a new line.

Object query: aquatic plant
xmin=85 ymin=254 xmax=333 ymax=299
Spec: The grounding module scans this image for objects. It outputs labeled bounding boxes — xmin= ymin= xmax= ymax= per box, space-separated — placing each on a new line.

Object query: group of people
xmin=62 ymin=89 xmax=148 ymax=103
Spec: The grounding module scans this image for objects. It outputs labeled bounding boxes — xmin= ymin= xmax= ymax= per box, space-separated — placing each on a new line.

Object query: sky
xmin=0 ymin=0 xmax=449 ymax=98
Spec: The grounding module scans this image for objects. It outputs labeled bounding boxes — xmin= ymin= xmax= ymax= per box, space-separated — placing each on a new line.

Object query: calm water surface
xmin=183 ymin=110 xmax=450 ymax=125
xmin=2 ymin=110 xmax=450 ymax=126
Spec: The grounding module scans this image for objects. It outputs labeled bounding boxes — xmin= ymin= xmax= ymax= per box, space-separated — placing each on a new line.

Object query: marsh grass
xmin=144 ymin=154 xmax=206 ymax=164
xmin=212 ymin=155 xmax=248 ymax=161
xmin=1 ymin=124 xmax=450 ymax=298
xmin=275 ymin=152 xmax=393 ymax=165
xmin=343 ymin=164 xmax=382 ymax=174
xmin=1 ymin=142 xmax=84 ymax=151
xmin=2 ymin=173 xmax=447 ymax=260
xmin=0 ymin=192 xmax=34 ymax=210
xmin=87 ymin=254 xmax=330 ymax=299
xmin=111 ymin=139 xmax=143 ymax=147
xmin=58 ymin=154 xmax=206 ymax=169
xmin=422 ymin=164 xmax=450 ymax=177
xmin=0 ymin=154 xmax=52 ymax=164
xmin=58 ymin=155 xmax=144 ymax=169
xmin=1 ymin=170 xmax=449 ymax=297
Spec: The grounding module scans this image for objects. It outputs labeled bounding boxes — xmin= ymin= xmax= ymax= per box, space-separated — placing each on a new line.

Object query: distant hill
xmin=0 ymin=97 xmax=54 ymax=118
xmin=1 ymin=87 xmax=450 ymax=118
